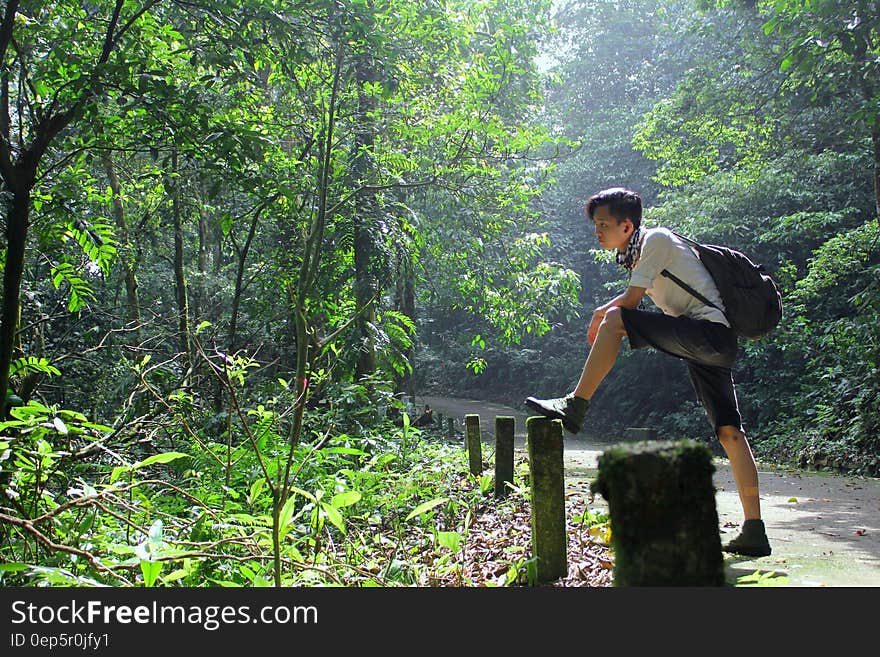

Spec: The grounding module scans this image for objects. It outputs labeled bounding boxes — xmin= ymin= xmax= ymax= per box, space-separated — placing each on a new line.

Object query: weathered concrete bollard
xmin=624 ymin=427 xmax=658 ymax=442
xmin=591 ymin=440 xmax=724 ymax=586
xmin=464 ymin=414 xmax=482 ymax=476
xmin=494 ymin=416 xmax=515 ymax=499
xmin=527 ymin=416 xmax=567 ymax=583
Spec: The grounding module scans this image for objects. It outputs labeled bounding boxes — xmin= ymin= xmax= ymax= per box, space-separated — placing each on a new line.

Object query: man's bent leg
xmin=525 ymin=307 xmax=627 ymax=433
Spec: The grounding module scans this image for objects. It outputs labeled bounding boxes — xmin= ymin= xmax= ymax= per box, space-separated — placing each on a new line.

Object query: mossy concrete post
xmin=591 ymin=440 xmax=724 ymax=587
xmin=494 ymin=416 xmax=515 ymax=499
xmin=624 ymin=427 xmax=658 ymax=442
xmin=527 ymin=416 xmax=567 ymax=583
xmin=465 ymin=414 xmax=482 ymax=476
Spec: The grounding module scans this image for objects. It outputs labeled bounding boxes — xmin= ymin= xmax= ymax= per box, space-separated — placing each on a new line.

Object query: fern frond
xmin=10 ymin=356 xmax=62 ymax=378
xmin=52 ymin=261 xmax=96 ymax=312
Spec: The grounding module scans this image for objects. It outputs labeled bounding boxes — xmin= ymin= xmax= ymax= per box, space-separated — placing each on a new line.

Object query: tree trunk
xmin=228 ymin=207 xmax=261 ymax=352
xmin=872 ymin=127 xmax=880 ymax=229
xmin=395 ymin=242 xmax=416 ymax=399
xmin=0 ymin=191 xmax=29 ymax=418
xmin=195 ymin=185 xmax=208 ymax=325
xmin=103 ymin=156 xmax=141 ymax=324
xmin=353 ymin=214 xmax=378 ymax=381
xmin=353 ymin=52 xmax=380 ymax=382
xmin=170 ymin=148 xmax=191 ymax=371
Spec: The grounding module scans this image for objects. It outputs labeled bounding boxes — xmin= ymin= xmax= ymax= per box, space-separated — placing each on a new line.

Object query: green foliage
xmin=736 ymin=569 xmax=789 ymax=587
xmin=633 ymin=95 xmax=774 ymax=186
xmin=10 ymin=357 xmax=61 ymax=379
xmin=3 ymin=0 xmax=879 ymax=588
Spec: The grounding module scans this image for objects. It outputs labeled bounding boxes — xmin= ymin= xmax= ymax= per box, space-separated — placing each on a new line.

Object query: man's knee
xmin=716 ymin=424 xmax=745 ymax=445
xmin=600 ymin=307 xmax=628 ymax=337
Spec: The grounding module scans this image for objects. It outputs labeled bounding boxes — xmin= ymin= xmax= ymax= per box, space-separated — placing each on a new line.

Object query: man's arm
xmin=587 ymin=285 xmax=647 ymax=345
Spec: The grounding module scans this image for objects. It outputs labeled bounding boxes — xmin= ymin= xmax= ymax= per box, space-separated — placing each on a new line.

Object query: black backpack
xmin=660 ymin=232 xmax=783 ymax=340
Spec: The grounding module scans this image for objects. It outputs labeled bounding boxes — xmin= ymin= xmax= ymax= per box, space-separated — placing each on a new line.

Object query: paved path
xmin=421 ymin=395 xmax=880 ymax=587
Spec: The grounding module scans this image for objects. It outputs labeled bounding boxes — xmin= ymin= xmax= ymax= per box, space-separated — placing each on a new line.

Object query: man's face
xmin=591 ymin=205 xmax=634 ymax=251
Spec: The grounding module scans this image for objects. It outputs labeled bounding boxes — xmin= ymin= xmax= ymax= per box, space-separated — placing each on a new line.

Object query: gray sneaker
xmin=722 ymin=519 xmax=772 ymax=557
xmin=524 ymin=393 xmax=590 ymax=434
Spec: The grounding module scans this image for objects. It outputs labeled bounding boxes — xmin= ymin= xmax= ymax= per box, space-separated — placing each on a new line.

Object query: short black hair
xmin=586 ymin=187 xmax=642 ymax=229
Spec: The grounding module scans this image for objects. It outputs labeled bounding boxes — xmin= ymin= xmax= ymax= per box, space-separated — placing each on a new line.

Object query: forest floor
xmin=420 ymin=395 xmax=880 ymax=587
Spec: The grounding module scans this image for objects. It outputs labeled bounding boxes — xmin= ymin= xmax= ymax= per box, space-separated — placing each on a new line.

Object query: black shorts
xmin=619 ymin=308 xmax=743 ymax=433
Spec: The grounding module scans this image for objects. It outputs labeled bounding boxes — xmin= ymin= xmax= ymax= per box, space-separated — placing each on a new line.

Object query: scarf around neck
xmin=615 ymin=225 xmax=643 ymax=273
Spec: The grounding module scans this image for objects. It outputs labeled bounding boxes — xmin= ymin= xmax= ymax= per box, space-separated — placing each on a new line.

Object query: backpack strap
xmin=669 ymin=231 xmax=699 ymax=248
xmin=659 ymin=268 xmax=720 ymax=311
xmin=660 ymin=231 xmax=721 ymax=311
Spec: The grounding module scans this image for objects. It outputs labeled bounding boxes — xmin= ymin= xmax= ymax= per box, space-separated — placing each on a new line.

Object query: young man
xmin=525 ymin=187 xmax=771 ymax=557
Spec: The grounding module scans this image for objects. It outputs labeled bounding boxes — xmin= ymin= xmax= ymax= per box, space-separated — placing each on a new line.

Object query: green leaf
xmin=278 ymin=496 xmax=297 ymax=533
xmin=161 ymin=569 xmax=189 ymax=584
xmin=436 ymin=531 xmax=462 ymax=552
xmin=288 ymin=486 xmax=317 ymax=504
xmin=321 ymin=504 xmax=345 ymax=534
xmin=81 ymin=421 xmax=114 ymax=433
xmin=405 ymin=497 xmax=449 ymax=522
xmin=321 ymin=447 xmax=368 ymax=456
xmin=109 ymin=465 xmax=128 ymax=484
xmin=220 ymin=214 xmax=234 ymax=236
xmin=248 ymin=478 xmax=265 ymax=506
xmin=0 ymin=563 xmax=30 ymax=573
xmin=736 ymin=569 xmax=789 ymax=587
xmin=110 ymin=452 xmax=189 ymax=483
xmin=138 ymin=452 xmax=190 ymax=468
xmin=140 ymin=559 xmax=162 ymax=587
xmin=330 ymin=490 xmax=361 ymax=509
xmin=11 ymin=356 xmax=61 ymax=378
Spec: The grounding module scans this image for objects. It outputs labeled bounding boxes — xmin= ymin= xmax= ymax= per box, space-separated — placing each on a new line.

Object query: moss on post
xmin=494 ymin=416 xmax=515 ymax=499
xmin=464 ymin=414 xmax=482 ymax=476
xmin=591 ymin=440 xmax=724 ymax=587
xmin=527 ymin=416 xmax=567 ymax=583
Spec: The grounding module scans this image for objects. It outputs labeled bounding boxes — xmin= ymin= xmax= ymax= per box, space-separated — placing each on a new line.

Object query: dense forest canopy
xmin=0 ymin=0 xmax=877 ymax=586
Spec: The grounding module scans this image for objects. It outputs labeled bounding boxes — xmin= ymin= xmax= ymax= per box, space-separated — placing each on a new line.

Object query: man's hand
xmin=587 ymin=307 xmax=606 ymax=346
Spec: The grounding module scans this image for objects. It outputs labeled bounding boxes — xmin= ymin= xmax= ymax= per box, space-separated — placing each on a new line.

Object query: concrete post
xmin=526 ymin=416 xmax=567 ymax=583
xmin=494 ymin=416 xmax=515 ymax=499
xmin=591 ymin=440 xmax=724 ymax=586
xmin=465 ymin=414 xmax=482 ymax=476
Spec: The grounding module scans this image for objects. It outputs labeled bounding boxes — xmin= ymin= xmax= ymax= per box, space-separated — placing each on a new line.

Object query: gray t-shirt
xmin=628 ymin=227 xmax=730 ymax=327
